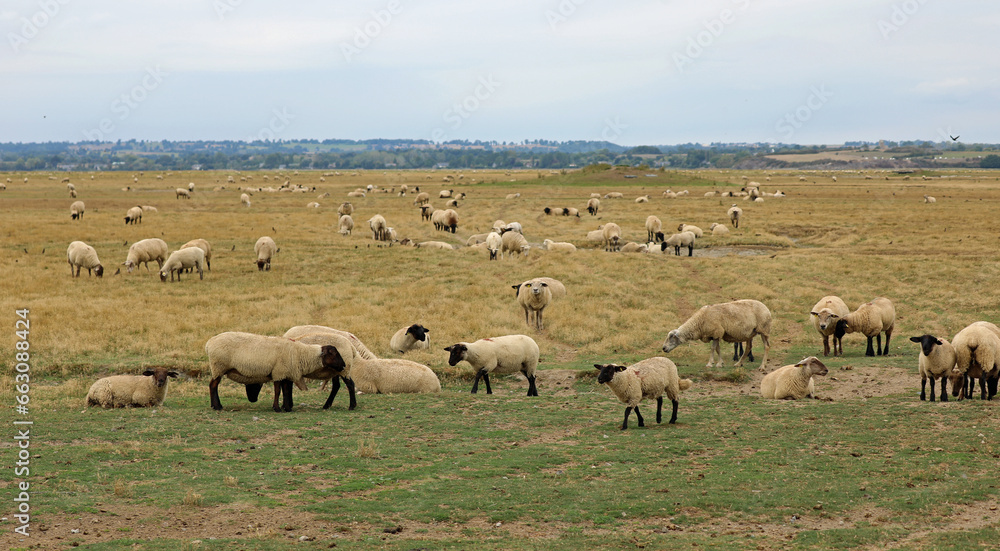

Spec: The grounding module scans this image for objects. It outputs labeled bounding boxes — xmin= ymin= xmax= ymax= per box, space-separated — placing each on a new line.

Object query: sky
xmin=2 ymin=0 xmax=998 ymax=146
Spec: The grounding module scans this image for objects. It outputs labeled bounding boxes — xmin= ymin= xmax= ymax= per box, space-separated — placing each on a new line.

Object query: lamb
xmin=159 ymin=247 xmax=205 ymax=282
xmin=909 ymin=334 xmax=957 ymax=402
xmin=368 ymin=214 xmax=388 ymax=241
xmin=86 ymin=367 xmax=180 ymax=408
xmin=240 ymin=193 xmax=251 ymax=207
xmin=180 ymin=239 xmax=213 ymax=271
xmin=516 ymin=279 xmax=552 ymax=330
xmin=809 ymin=296 xmax=850 ymax=356
xmin=337 ymin=202 xmax=354 ymax=216
xmin=594 ymin=357 xmax=692 ymax=430
xmin=833 ymin=297 xmax=895 ymax=356
xmin=67 ymin=241 xmax=104 ymax=278
xmin=709 ymin=223 xmax=730 ymax=236
xmin=444 ymin=334 xmax=540 ymax=395
xmin=664 ymin=231 xmax=696 ymax=256
xmin=586 ymin=197 xmax=600 ymax=215
xmin=542 ymin=239 xmax=576 ymax=252
xmin=338 ymin=214 xmax=354 ymax=236
xmin=413 ymin=192 xmax=430 ymax=205
xmin=486 ymin=232 xmax=503 ymax=260
xmin=620 ymin=242 xmax=648 ymax=253
xmin=677 ymin=223 xmax=703 ymax=238
xmin=924 ymin=195 xmax=936 ymax=203
xmin=123 ymin=238 xmax=168 ymax=273
xmin=501 ymin=231 xmax=530 ymax=257
xmin=390 ymin=324 xmax=431 ymax=354
xmin=254 ymin=236 xmax=277 ymax=271
xmin=727 ymin=204 xmax=742 ymax=228
xmin=949 ymin=321 xmax=1000 ymax=401
xmin=176 ymin=188 xmax=191 ymax=199
xmin=415 ymin=241 xmax=455 ymax=250
xmin=760 ymin=357 xmax=828 ymax=400
xmin=645 ymin=216 xmax=663 ymax=242
xmin=70 ymin=200 xmax=85 ymax=220
xmin=444 ymin=198 xmax=459 ymax=208
xmin=662 ymin=299 xmax=772 ymax=369
xmin=206 ymin=331 xmax=346 ymax=412
xmin=602 ymin=222 xmax=622 ymax=252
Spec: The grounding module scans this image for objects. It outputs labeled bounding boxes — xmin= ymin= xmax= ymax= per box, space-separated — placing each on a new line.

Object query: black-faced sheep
xmin=594 ymin=357 xmax=692 ymax=430
xmin=645 ymin=216 xmax=663 ymax=242
xmin=70 ymin=200 xmax=85 ymax=220
xmin=390 ymin=324 xmax=430 ymax=354
xmin=124 ymin=206 xmax=143 ymax=225
xmin=67 ymin=241 xmax=104 ymax=278
xmin=834 ymin=297 xmax=895 ymax=356
xmin=664 ymin=231 xmax=696 ymax=256
xmin=809 ymin=296 xmax=850 ymax=357
xmin=254 ymin=236 xmax=276 ymax=271
xmin=909 ymin=334 xmax=956 ymax=402
xmin=444 ymin=335 xmax=539 ymax=396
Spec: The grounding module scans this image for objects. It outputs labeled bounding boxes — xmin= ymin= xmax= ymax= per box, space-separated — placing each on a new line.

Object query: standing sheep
xmin=833 ymin=297 xmax=895 ymax=357
xmin=949 ymin=321 xmax=1000 ymax=401
xmin=664 ymin=231 xmax=696 ymax=256
xmin=760 ymin=357 xmax=828 ymax=400
xmin=909 ymin=334 xmax=956 ymax=402
xmin=646 ymin=215 xmax=663 ymax=242
xmin=727 ymin=204 xmax=742 ymax=228
xmin=70 ymin=200 xmax=85 ymax=220
xmin=159 ymin=247 xmax=205 ymax=282
xmin=67 ymin=241 xmax=104 ymax=278
xmin=594 ymin=357 xmax=692 ymax=430
xmin=501 ymin=231 xmax=530 ymax=258
xmin=240 ymin=193 xmax=251 ymax=207
xmin=123 ymin=238 xmax=168 ymax=273
xmin=662 ymin=299 xmax=772 ymax=369
xmin=444 ymin=335 xmax=540 ymax=395
xmin=368 ymin=214 xmax=388 ymax=241
xmin=338 ymin=214 xmax=354 ymax=236
xmin=390 ymin=324 xmax=431 ymax=354
xmin=180 ymin=239 xmax=212 ymax=271
xmin=176 ymin=188 xmax=191 ymax=199
xmin=809 ymin=296 xmax=850 ymax=356
xmin=254 ymin=236 xmax=277 ymax=271
xmin=586 ymin=197 xmax=600 ymax=215
xmin=338 ymin=202 xmax=354 ymax=216
xmin=413 ymin=192 xmax=430 ymax=206
xmin=124 ymin=206 xmax=143 ymax=225
xmin=486 ymin=231 xmax=503 ymax=260
xmin=602 ymin=222 xmax=622 ymax=252
xmin=86 ymin=367 xmax=179 ymax=408
xmin=516 ymin=279 xmax=552 ymax=330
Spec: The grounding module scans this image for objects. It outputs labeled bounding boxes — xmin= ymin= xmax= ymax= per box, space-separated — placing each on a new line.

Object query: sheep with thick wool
xmin=594 ymin=357 xmax=692 ymax=430
xmin=646 ymin=215 xmax=663 ymax=242
xmin=206 ymin=331 xmax=346 ymax=412
xmin=513 ymin=277 xmax=567 ymax=300
xmin=486 ymin=231 xmax=503 ymax=260
xmin=664 ymin=231 xmax=696 ymax=256
xmin=516 ymin=279 xmax=552 ymax=330
xmin=709 ymin=223 xmax=730 ymax=236
xmin=413 ymin=192 xmax=430 ymax=205
xmin=586 ymin=197 xmax=600 ymax=215
xmin=602 ymin=222 xmax=622 ymax=252
xmin=834 ymin=297 xmax=895 ymax=356
xmin=727 ymin=204 xmax=742 ymax=228
xmin=282 ymin=332 xmax=358 ymax=410
xmin=542 ymin=239 xmax=576 ymax=253
xmin=337 ymin=202 xmax=354 ymax=216
xmin=662 ymin=299 xmax=772 ymax=369
xmin=254 ymin=236 xmax=276 ymax=271
xmin=390 ymin=324 xmax=431 ymax=354
xmin=180 ymin=239 xmax=212 ymax=271
xmin=809 ymin=295 xmax=850 ymax=356
xmin=444 ymin=335 xmax=540 ymax=395
xmin=124 ymin=206 xmax=143 ymax=225
xmin=70 ymin=200 xmax=85 ymax=220
xmin=949 ymin=321 xmax=1000 ymax=401
xmin=351 ymin=356 xmax=441 ymax=395
xmin=620 ymin=242 xmax=648 ymax=253
xmin=760 ymin=356 xmax=828 ymax=400
xmin=67 ymin=241 xmax=104 ymax=278
xmin=677 ymin=223 xmax=703 ymax=238
xmin=240 ymin=192 xmax=251 ymax=207
xmin=501 ymin=231 xmax=530 ymax=257
xmin=416 ymin=241 xmax=455 ymax=250
xmin=124 ymin=238 xmax=168 ymax=273
xmin=176 ymin=188 xmax=191 ymax=199
xmin=159 ymin=247 xmax=204 ymax=282
xmin=909 ymin=334 xmax=956 ymax=402
xmin=338 ymin=214 xmax=354 ymax=236
xmin=86 ymin=367 xmax=179 ymax=408
xmin=284 ymin=325 xmax=377 ymax=360
xmin=368 ymin=214 xmax=388 ymax=241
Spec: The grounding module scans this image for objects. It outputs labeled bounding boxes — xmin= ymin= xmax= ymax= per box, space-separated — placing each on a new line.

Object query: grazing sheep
xmin=909 ymin=334 xmax=956 ymax=402
xmin=542 ymin=239 xmax=576 ymax=253
xmin=180 ymin=239 xmax=212 ymax=271
xmin=562 ymin=207 xmax=580 ymax=217
xmin=924 ymin=195 xmax=936 ymax=203
xmin=594 ymin=357 xmax=692 ymax=430
xmin=338 ymin=214 xmax=354 ymax=236
xmin=431 ymin=209 xmax=458 ymax=233
xmin=338 ymin=202 xmax=354 ymax=216
xmin=66 ymin=182 xmax=76 ymax=192
xmin=254 ymin=236 xmax=276 ymax=271
xmin=949 ymin=321 xmax=1000 ymax=401
xmin=188 ymin=182 xmax=195 ymax=192
xmin=70 ymin=200 xmax=85 ymax=220
xmin=635 ymin=195 xmax=650 ymax=203
xmin=466 ymin=233 xmax=490 ymax=246
xmin=620 ymin=242 xmax=648 ymax=253
xmin=444 ymin=335 xmax=540 ymax=395
xmin=69 ymin=188 xmax=77 ymax=198
xmin=413 ymin=192 xmax=430 ymax=205
xmin=86 ymin=367 xmax=179 ymax=408
xmin=833 ymin=297 xmax=895 ymax=357
xmin=501 ymin=231 xmax=530 ymax=258
xmin=122 ymin=206 xmax=142 ymax=225
xmin=760 ymin=357 xmax=828 ymax=400
xmin=505 ymin=192 xmax=521 ymax=200
xmin=646 ymin=216 xmax=663 ymax=242
xmin=415 ymin=241 xmax=455 ymax=250
xmin=709 ymin=223 xmax=730 ymax=236
xmin=662 ymin=299 xmax=772 ymax=369
xmin=602 ymin=222 xmax=622 ymax=252
xmin=586 ymin=197 xmax=600 ymax=215
xmin=206 ymin=331 xmax=347 ymax=412
xmin=123 ymin=238 xmax=168 ymax=273
xmin=516 ymin=279 xmax=552 ymax=330
xmin=727 ymin=204 xmax=742 ymax=228
xmin=664 ymin=231 xmax=696 ymax=256
xmin=444 ymin=198 xmax=459 ymax=208
xmin=809 ymin=296 xmax=850 ymax=356
xmin=677 ymin=223 xmax=703 ymax=238
xmin=486 ymin=232 xmax=503 ymax=260
xmin=67 ymin=241 xmax=104 ymax=278
xmin=176 ymin=188 xmax=191 ymax=199
xmin=240 ymin=193 xmax=251 ymax=207
xmin=159 ymin=247 xmax=205 ymax=282
xmin=389 ymin=324 xmax=431 ymax=354
xmin=704 ymin=191 xmax=717 ymax=197
xmin=491 ymin=220 xmax=507 ymax=233
xmin=368 ymin=214 xmax=388 ymax=241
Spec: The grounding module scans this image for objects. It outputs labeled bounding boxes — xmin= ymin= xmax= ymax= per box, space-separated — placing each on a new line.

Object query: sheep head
xmin=811 ymin=309 xmax=841 ymax=332
xmin=406 ymin=324 xmax=429 ymax=342
xmin=443 ymin=344 xmax=468 ymax=366
xmin=662 ymin=330 xmax=684 ymax=353
xmin=909 ymin=334 xmax=943 ymax=357
xmin=795 ymin=357 xmax=828 ymax=377
xmin=594 ymin=364 xmax=627 ymax=385
xmin=319 ymin=345 xmax=347 ymax=373
xmin=142 ymin=367 xmax=179 ymax=388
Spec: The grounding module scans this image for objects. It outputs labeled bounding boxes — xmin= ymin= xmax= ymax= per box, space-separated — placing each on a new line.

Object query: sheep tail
xmin=678 ymin=379 xmax=693 ymax=391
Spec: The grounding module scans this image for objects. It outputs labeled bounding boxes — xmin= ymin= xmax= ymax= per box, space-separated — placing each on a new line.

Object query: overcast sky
xmin=2 ymin=0 xmax=997 ymax=145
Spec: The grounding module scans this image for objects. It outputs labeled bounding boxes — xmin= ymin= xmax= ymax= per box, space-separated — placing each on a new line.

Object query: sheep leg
xmin=979 ymin=376 xmax=988 ymax=400
xmin=633 ymin=406 xmax=644 ymax=427
xmin=621 ymin=407 xmax=632 ymax=430
xmin=281 ymin=380 xmax=294 ymax=412
xmin=757 ymin=334 xmax=770 ymax=370
xmin=272 ymin=381 xmax=282 ymax=412
xmin=482 ymin=372 xmax=493 ymax=394
xmin=822 ymin=335 xmax=830 ymax=357
xmin=655 ymin=396 xmax=663 ymax=424
xmin=669 ymin=399 xmax=679 ymax=424
xmin=687 ymin=244 xmax=693 ymax=256
xmin=834 ymin=335 xmax=843 ymax=356
xmin=745 ymin=337 xmax=755 ymax=363
xmin=209 ymin=377 xmax=223 ymax=410
xmin=865 ymin=336 xmax=876 ymax=357
xmin=537 ymin=309 xmax=544 ymax=331
xmin=988 ymin=375 xmax=999 ymax=400
xmin=245 ymin=383 xmax=263 ymax=403
xmin=707 ymin=339 xmax=720 ymax=368
xmin=732 ymin=342 xmax=742 ymax=362
xmin=526 ymin=374 xmax=538 ymax=396
xmin=939 ymin=377 xmax=948 ymax=402
xmin=882 ymin=329 xmax=892 ymax=355
xmin=323 ymin=376 xmax=341 ymax=409
xmin=921 ymin=378 xmax=928 ymax=401
xmin=875 ymin=334 xmax=883 ymax=356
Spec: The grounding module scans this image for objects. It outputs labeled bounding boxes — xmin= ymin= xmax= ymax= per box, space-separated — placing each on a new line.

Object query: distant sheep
xmin=834 ymin=297 xmax=895 ymax=356
xmin=662 ymin=299 xmax=772 ymax=369
xmin=505 ymin=192 xmax=521 ymax=200
xmin=188 ymin=182 xmax=195 ymax=192
xmin=347 ymin=190 xmax=366 ymax=198
xmin=586 ymin=197 xmax=600 ymax=215
xmin=502 ymin=222 xmax=523 ymax=234
xmin=760 ymin=357 xmax=828 ymax=400
xmin=254 ymin=236 xmax=277 ymax=271
xmin=70 ymin=200 xmax=85 ymax=220
xmin=501 ymin=231 xmax=530 ymax=257
xmin=924 ymin=195 xmax=936 ymax=203
xmin=677 ymin=223 xmax=703 ymax=238
xmin=542 ymin=239 xmax=576 ymax=253
xmin=604 ymin=192 xmax=624 ymax=199
xmin=727 ymin=204 xmax=742 ymax=228
xmin=337 ymin=202 xmax=354 ymax=217
xmin=180 ymin=239 xmax=212 ymax=271
xmin=413 ymin=192 xmax=430 ymax=206
xmin=486 ymin=232 xmax=503 ymax=260
xmin=645 ymin=216 xmax=663 ymax=242
xmin=390 ymin=324 xmax=430 ymax=354
xmin=124 ymin=238 xmax=168 ymax=273
xmin=444 ymin=335 xmax=540 ymax=395
xmin=338 ymin=214 xmax=354 ymax=236
xmin=415 ymin=241 xmax=455 ymax=250
xmin=635 ymin=195 xmax=649 ymax=203
xmin=664 ymin=231 xmax=696 ymax=256
xmin=159 ymin=247 xmax=205 ymax=282
xmin=67 ymin=241 xmax=103 ymax=278
xmin=602 ymin=222 xmax=622 ymax=252
xmin=86 ymin=367 xmax=179 ymax=408
xmin=909 ymin=334 xmax=956 ymax=402
xmin=709 ymin=223 xmax=729 ymax=236
xmin=594 ymin=357 xmax=692 ymax=430
xmin=176 ymin=188 xmax=191 ymax=199
xmin=240 ymin=193 xmax=251 ymax=207
xmin=439 ymin=189 xmax=453 ymax=198
xmin=124 ymin=206 xmax=143 ymax=225
xmin=809 ymin=296 xmax=850 ymax=356
xmin=368 ymin=214 xmax=388 ymax=241
xmin=562 ymin=207 xmax=580 ymax=217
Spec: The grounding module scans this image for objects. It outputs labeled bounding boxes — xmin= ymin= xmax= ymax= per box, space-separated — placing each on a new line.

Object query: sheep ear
xmin=167 ymin=371 xmax=179 ymax=378
xmin=809 ymin=311 xmax=819 ymax=316
xmin=511 ymin=285 xmax=519 ymax=290
xmin=142 ymin=369 xmax=155 ymax=376
xmin=615 ymin=365 xmax=628 ymax=372
xmin=909 ymin=336 xmax=922 ymax=343
xmin=444 ymin=346 xmax=454 ymax=352
xmin=593 ymin=364 xmax=605 ymax=369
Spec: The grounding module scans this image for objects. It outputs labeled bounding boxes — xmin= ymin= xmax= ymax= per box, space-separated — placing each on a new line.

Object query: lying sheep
xmin=70 ymin=200 xmax=85 ymax=220
xmin=677 ymin=223 xmax=703 ymax=238
xmin=439 ymin=189 xmax=453 ymax=198
xmin=909 ymin=334 xmax=956 ymax=402
xmin=594 ymin=357 xmax=692 ymax=430
xmin=338 ymin=214 xmax=354 ymax=236
xmin=240 ymin=193 xmax=251 ymax=207
xmin=646 ymin=216 xmax=663 ymax=242
xmin=809 ymin=296 xmax=850 ymax=356
xmin=390 ymin=324 xmax=430 ymax=354
xmin=123 ymin=238 xmax=168 ymax=273
xmin=206 ymin=331 xmax=346 ymax=412
xmin=620 ymin=242 xmax=648 ymax=253
xmin=709 ymin=223 xmax=730 ymax=236
xmin=604 ymin=192 xmax=624 ymax=199
xmin=351 ymin=356 xmax=441 ymax=394
xmin=602 ymin=222 xmax=622 ymax=252
xmin=924 ymin=195 xmax=936 ymax=203
xmin=501 ymin=231 xmax=530 ymax=257
xmin=834 ymin=297 xmax=895 ymax=356
xmin=662 ymin=299 xmax=772 ymax=369
xmin=542 ymin=239 xmax=576 ymax=253
xmin=505 ymin=192 xmax=520 ymax=200
xmin=180 ymin=239 xmax=212 ymax=271
xmin=160 ymin=247 xmax=205 ymax=282
xmin=727 ymin=205 xmax=742 ymax=228
xmin=254 ymin=236 xmax=277 ymax=271
xmin=486 ymin=232 xmax=502 ymax=260
xmin=491 ymin=220 xmax=507 ymax=233
xmin=664 ymin=231 xmax=696 ymax=256
xmin=444 ymin=335 xmax=540 ymax=395
xmin=141 ymin=205 xmax=158 ymax=212
xmin=86 ymin=367 xmax=179 ymax=408
xmin=306 ymin=201 xmax=320 ymax=208
xmin=635 ymin=195 xmax=650 ymax=203
xmin=415 ymin=241 xmax=455 ymax=250
xmin=760 ymin=357 xmax=828 ymax=400
xmin=562 ymin=207 xmax=580 ymax=217
xmin=445 ymin=199 xmax=459 ymax=208
xmin=347 ymin=190 xmax=366 ymax=198
xmin=586 ymin=197 xmax=600 ymax=215
xmin=517 ymin=279 xmax=552 ymax=330
xmin=949 ymin=321 xmax=1000 ymax=401
xmin=67 ymin=241 xmax=104 ymax=278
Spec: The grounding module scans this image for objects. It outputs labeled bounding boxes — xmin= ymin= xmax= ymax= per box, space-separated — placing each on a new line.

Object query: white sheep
xmin=70 ymin=200 xmax=85 ymax=220
xmin=760 ymin=357 xmax=828 ymax=400
xmin=141 ymin=205 xmax=158 ymax=212
xmin=924 ymin=195 xmax=936 ymax=203
xmin=502 ymin=222 xmax=523 ymax=234
xmin=505 ymin=192 xmax=521 ymax=200
xmin=123 ymin=238 xmax=168 ymax=273
xmin=240 ymin=193 xmax=251 ymax=207
xmin=562 ymin=207 xmax=580 ymax=217
xmin=602 ymin=222 xmax=622 ymax=252
xmin=833 ymin=297 xmax=895 ymax=357
xmin=306 ymin=201 xmax=320 ymax=208
xmin=188 ymin=182 xmax=195 ymax=192
xmin=664 ymin=231 xmax=696 ymax=256
xmin=677 ymin=223 xmax=703 ymax=238
xmin=67 ymin=241 xmax=104 ymax=278
xmin=516 ymin=279 xmax=552 ymax=330
xmin=501 ymin=231 xmax=530 ymax=257
xmin=347 ymin=190 xmax=366 ymax=198
xmin=351 ymin=357 xmax=441 ymax=394
xmin=586 ymin=197 xmax=600 ymax=215
xmin=635 ymin=195 xmax=650 ymax=203
xmin=176 ymin=188 xmax=191 ymax=199
xmin=159 ymin=247 xmax=205 ymax=282
xmin=490 ymin=220 xmax=507 ymax=233
xmin=662 ymin=299 xmax=772 ymax=369
xmin=368 ymin=214 xmax=388 ymax=241
xmin=645 ymin=215 xmax=663 ymax=242
xmin=206 ymin=331 xmax=347 ymax=412
xmin=486 ymin=232 xmax=503 ymax=260
xmin=432 ymin=209 xmax=459 ymax=233
xmin=123 ymin=206 xmax=143 ymax=225
xmin=727 ymin=204 xmax=742 ymax=228
xmin=415 ymin=241 xmax=455 ymax=250
xmin=338 ymin=214 xmax=354 ymax=236
xmin=413 ymin=192 xmax=430 ymax=205
xmin=594 ymin=357 xmax=692 ymax=429
xmin=180 ymin=239 xmax=212 ymax=271
xmin=809 ymin=296 xmax=850 ymax=356
xmin=390 ymin=324 xmax=431 ymax=354
xmin=284 ymin=325 xmax=378 ymax=360
xmin=444 ymin=334 xmax=540 ymax=395
xmin=949 ymin=321 xmax=1000 ymax=400
xmin=439 ymin=189 xmax=453 ymax=198
xmin=909 ymin=334 xmax=957 ymax=402
xmin=604 ymin=192 xmax=624 ymax=199
xmin=620 ymin=242 xmax=648 ymax=253
xmin=542 ymin=239 xmax=576 ymax=253
xmin=709 ymin=223 xmax=730 ymax=236
xmin=338 ymin=202 xmax=354 ymax=216
xmin=254 ymin=236 xmax=277 ymax=271
xmin=586 ymin=228 xmax=605 ymax=245
xmin=86 ymin=367 xmax=180 ymax=408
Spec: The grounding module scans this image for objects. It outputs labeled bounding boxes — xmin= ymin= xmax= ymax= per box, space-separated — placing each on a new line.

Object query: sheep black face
xmin=256 ymin=259 xmax=267 ymax=271
xmin=594 ymin=364 xmax=627 ymax=384
xmin=449 ymin=223 xmax=457 ymax=233
xmin=94 ymin=265 xmax=104 ymax=278
xmin=660 ymin=241 xmax=669 ymax=253
xmin=142 ymin=367 xmax=179 ymax=388
xmin=655 ymin=231 xmax=664 ymax=243
xmin=909 ymin=335 xmax=943 ymax=357
xmin=443 ymin=344 xmax=468 ymax=366
xmin=834 ymin=319 xmax=849 ymax=340
xmin=407 ymin=324 xmax=429 ymax=342
xmin=319 ymin=345 xmax=347 ymax=373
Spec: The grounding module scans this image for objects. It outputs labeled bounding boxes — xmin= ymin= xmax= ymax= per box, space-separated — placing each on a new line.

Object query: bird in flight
xmin=950 ymin=135 xmax=960 ymax=141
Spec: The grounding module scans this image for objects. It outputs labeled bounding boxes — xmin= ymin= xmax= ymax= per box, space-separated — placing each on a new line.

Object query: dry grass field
xmin=3 ymin=167 xmax=1000 ymax=549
